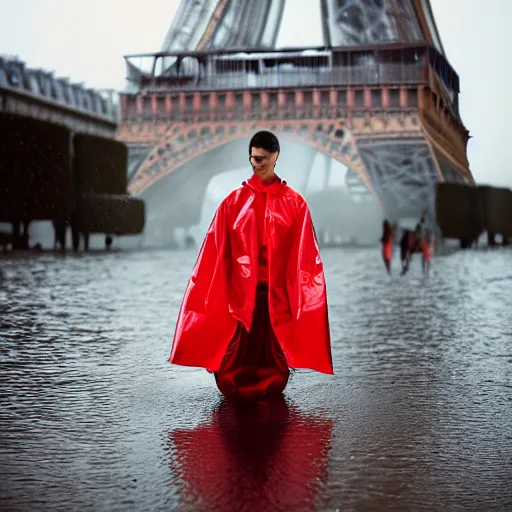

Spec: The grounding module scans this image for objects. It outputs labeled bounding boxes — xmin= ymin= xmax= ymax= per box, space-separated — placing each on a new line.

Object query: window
xmin=371 ymin=89 xmax=381 ymax=107
xmin=252 ymin=93 xmax=261 ymax=110
xmin=157 ymin=97 xmax=166 ymax=119
xmin=354 ymin=90 xmax=364 ymax=107
xmin=389 ymin=88 xmax=400 ymax=107
xmin=201 ymin=94 xmax=210 ymax=109
xmin=407 ymin=88 xmax=417 ymax=107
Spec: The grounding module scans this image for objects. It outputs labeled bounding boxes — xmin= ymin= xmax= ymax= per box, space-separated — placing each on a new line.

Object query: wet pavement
xmin=0 ymin=247 xmax=511 ymax=511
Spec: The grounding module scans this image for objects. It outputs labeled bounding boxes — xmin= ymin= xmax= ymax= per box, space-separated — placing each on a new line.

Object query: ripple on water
xmin=0 ymin=248 xmax=511 ymax=511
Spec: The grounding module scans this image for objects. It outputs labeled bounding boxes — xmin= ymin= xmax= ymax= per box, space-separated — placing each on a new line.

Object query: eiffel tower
xmin=118 ymin=0 xmax=472 ymax=245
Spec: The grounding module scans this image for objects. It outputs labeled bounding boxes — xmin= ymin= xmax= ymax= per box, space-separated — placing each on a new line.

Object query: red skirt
xmin=382 ymin=242 xmax=392 ymax=262
xmin=420 ymin=239 xmax=431 ymax=262
xmin=214 ymin=284 xmax=290 ymax=399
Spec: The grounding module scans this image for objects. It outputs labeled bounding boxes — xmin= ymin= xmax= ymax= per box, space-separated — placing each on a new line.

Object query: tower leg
xmin=12 ymin=221 xmax=21 ymax=250
xmin=83 ymin=232 xmax=90 ymax=252
xmin=322 ymin=153 xmax=332 ymax=190
xmin=53 ymin=219 xmax=67 ymax=252
xmin=71 ymin=222 xmax=80 ymax=251
xmin=302 ymin=162 xmax=313 ymax=196
xmin=22 ymin=219 xmax=30 ymax=247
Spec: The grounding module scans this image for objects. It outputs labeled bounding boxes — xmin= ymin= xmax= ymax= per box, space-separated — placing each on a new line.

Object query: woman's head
xmin=249 ymin=131 xmax=280 ymax=181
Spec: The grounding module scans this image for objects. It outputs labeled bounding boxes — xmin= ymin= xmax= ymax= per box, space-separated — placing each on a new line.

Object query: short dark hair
xmin=249 ymin=131 xmax=280 ymax=155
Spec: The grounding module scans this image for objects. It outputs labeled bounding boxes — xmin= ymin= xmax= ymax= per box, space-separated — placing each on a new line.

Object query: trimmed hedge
xmin=0 ymin=114 xmax=144 ymax=239
xmin=78 ymin=194 xmax=145 ymax=235
xmin=478 ymin=186 xmax=512 ymax=238
xmin=0 ymin=114 xmax=74 ymax=222
xmin=436 ymin=182 xmax=484 ymax=240
xmin=73 ymin=134 xmax=127 ymax=195
xmin=437 ymin=182 xmax=512 ymax=240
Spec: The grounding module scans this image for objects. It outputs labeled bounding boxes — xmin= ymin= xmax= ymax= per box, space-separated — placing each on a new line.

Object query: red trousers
xmin=215 ymin=284 xmax=290 ymax=399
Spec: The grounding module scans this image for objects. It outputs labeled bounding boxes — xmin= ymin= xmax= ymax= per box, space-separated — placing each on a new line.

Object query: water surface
xmin=1 ymin=248 xmax=511 ymax=511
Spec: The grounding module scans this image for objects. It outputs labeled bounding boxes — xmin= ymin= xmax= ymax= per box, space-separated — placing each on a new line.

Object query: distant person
xmin=380 ymin=220 xmax=394 ymax=275
xmin=169 ymin=130 xmax=333 ymax=399
xmin=400 ymin=228 xmax=413 ymax=275
xmin=414 ymin=213 xmax=426 ymax=253
xmin=420 ymin=229 xmax=434 ymax=278
xmin=105 ymin=235 xmax=113 ymax=250
xmin=184 ymin=234 xmax=196 ymax=250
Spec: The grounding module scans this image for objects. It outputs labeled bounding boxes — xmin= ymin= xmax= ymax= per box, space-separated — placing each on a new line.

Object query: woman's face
xmin=249 ymin=147 xmax=278 ymax=181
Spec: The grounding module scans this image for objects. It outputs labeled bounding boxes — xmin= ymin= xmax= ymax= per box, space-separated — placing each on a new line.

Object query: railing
xmin=123 ymin=44 xmax=464 ymax=118
xmin=120 ymin=103 xmax=417 ymax=124
xmin=133 ymin=62 xmax=427 ymax=93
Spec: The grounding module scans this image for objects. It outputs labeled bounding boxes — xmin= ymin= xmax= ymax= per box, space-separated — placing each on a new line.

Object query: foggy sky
xmin=1 ymin=0 xmax=511 ymax=188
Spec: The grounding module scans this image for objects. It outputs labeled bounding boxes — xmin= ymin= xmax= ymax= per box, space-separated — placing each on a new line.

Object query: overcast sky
xmin=1 ymin=0 xmax=511 ymax=188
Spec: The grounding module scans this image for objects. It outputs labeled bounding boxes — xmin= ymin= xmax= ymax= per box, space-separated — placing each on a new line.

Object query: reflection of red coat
xmin=168 ymin=398 xmax=333 ymax=510
xmin=170 ymin=175 xmax=333 ymax=374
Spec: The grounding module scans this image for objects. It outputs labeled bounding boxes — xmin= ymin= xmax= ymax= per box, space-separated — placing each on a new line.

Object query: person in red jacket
xmin=169 ymin=131 xmax=333 ymax=399
xmin=420 ymin=228 xmax=434 ymax=279
xmin=380 ymin=220 xmax=394 ymax=275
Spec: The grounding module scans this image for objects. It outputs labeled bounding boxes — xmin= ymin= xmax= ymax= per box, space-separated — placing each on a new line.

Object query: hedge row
xmin=436 ymin=182 xmax=512 ymax=240
xmin=0 ymin=114 xmax=144 ymax=236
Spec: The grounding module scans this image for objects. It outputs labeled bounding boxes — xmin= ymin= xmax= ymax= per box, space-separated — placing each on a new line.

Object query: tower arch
xmin=127 ymin=118 xmax=375 ymax=199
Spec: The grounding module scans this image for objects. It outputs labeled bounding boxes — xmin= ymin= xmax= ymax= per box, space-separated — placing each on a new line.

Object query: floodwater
xmin=1 ymin=247 xmax=511 ymax=511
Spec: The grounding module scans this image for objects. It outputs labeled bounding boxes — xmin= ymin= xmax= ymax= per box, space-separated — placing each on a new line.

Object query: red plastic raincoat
xmin=169 ymin=175 xmax=333 ymax=375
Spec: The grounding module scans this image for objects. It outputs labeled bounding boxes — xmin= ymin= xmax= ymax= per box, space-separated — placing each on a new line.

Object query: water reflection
xmin=168 ymin=396 xmax=333 ymax=511
xmin=1 ymin=248 xmax=511 ymax=510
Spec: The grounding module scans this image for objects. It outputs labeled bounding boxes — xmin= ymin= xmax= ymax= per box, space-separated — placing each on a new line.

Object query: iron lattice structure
xmin=159 ymin=0 xmax=444 ymax=52
xmin=118 ymin=0 xmax=473 ymax=236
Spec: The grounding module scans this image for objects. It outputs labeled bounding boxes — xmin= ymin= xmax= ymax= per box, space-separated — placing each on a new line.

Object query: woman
xmin=169 ymin=131 xmax=333 ymax=399
xmin=420 ymin=229 xmax=434 ymax=278
xmin=380 ymin=220 xmax=394 ymax=275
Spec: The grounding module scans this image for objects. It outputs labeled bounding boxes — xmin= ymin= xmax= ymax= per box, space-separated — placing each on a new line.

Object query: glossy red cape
xmin=169 ymin=177 xmax=333 ymax=374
